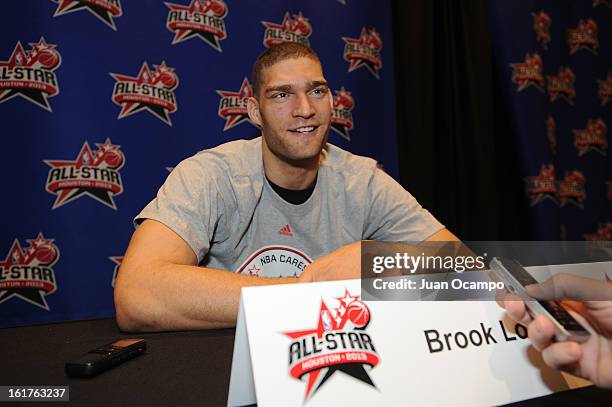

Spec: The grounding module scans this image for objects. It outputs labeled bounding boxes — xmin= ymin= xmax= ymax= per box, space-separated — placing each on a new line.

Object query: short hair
xmin=252 ymin=42 xmax=321 ymax=97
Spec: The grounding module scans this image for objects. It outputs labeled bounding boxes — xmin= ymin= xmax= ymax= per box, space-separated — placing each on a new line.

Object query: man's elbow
xmin=114 ymin=272 xmax=156 ymax=332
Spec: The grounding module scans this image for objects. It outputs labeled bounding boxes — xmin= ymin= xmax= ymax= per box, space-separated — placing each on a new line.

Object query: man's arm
xmin=114 ymin=219 xmax=298 ymax=332
xmin=299 ymin=228 xmax=460 ymax=282
xmin=424 ymin=228 xmax=460 ymax=242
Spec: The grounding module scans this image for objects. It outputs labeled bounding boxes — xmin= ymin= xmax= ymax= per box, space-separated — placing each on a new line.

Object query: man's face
xmin=248 ymin=57 xmax=333 ymax=164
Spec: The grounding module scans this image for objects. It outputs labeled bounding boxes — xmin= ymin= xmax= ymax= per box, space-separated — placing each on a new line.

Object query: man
xmin=114 ymin=43 xmax=457 ymax=332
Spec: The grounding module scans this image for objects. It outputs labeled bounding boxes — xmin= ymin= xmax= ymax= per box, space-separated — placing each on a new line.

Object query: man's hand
xmin=298 ymin=241 xmax=362 ymax=282
xmin=501 ymin=273 xmax=612 ymax=389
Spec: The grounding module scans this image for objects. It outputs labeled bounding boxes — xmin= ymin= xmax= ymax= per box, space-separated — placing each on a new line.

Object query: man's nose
xmin=292 ymin=93 xmax=315 ymax=119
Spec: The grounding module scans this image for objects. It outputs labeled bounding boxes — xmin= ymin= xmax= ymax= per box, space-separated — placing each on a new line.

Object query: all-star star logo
xmin=217 ymin=77 xmax=254 ymax=131
xmin=593 ymin=0 xmax=612 ymax=10
xmin=573 ymin=118 xmax=608 ymax=156
xmin=0 ymin=37 xmax=61 ymax=111
xmin=524 ymin=164 xmax=557 ymax=206
xmin=331 ymin=87 xmax=355 ymax=140
xmin=598 ymin=73 xmax=612 ymax=106
xmin=109 ymin=256 xmax=123 ymax=287
xmin=547 ymin=67 xmax=576 ymax=104
xmin=532 ymin=11 xmax=552 ymax=49
xmin=558 ymin=170 xmax=586 ymax=208
xmin=262 ymin=11 xmax=312 ymax=48
xmin=44 ymin=138 xmax=125 ymax=210
xmin=110 ymin=61 xmax=179 ymax=126
xmin=343 ymin=27 xmax=383 ymax=79
xmin=510 ymin=52 xmax=545 ymax=92
xmin=284 ymin=289 xmax=379 ymax=401
xmin=546 ymin=115 xmax=557 ymax=154
xmin=51 ymin=0 xmax=122 ymax=31
xmin=568 ymin=19 xmax=599 ymax=55
xmin=584 ymin=223 xmax=612 ymax=241
xmin=165 ymin=0 xmax=228 ymax=51
xmin=0 ymin=233 xmax=59 ymax=310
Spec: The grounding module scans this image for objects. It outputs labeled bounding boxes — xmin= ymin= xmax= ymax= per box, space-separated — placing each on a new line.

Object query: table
xmin=1 ymin=318 xmax=610 ymax=406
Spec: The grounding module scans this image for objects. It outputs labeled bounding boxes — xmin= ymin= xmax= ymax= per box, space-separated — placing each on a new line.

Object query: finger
xmin=503 ymin=300 xmax=532 ymax=325
xmin=495 ymin=288 xmax=520 ymax=308
xmin=541 ymin=341 xmax=582 ymax=370
xmin=299 ymin=266 xmax=314 ymax=283
xmin=528 ymin=314 xmax=556 ymax=351
xmin=526 ymin=273 xmax=612 ymax=302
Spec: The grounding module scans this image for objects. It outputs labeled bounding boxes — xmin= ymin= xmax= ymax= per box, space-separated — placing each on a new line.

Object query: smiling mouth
xmin=289 ymin=125 xmax=319 ymax=134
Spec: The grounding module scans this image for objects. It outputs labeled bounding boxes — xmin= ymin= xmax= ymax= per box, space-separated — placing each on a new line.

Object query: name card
xmin=227 ymin=262 xmax=609 ymax=406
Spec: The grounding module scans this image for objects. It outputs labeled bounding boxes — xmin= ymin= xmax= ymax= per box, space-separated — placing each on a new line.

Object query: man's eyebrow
xmin=265 ymin=84 xmax=293 ymax=93
xmin=308 ymin=80 xmax=328 ymax=88
xmin=264 ymin=81 xmax=329 ymax=94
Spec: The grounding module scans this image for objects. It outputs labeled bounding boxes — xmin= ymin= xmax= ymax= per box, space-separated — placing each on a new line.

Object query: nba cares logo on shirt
xmin=236 ymin=246 xmax=311 ymax=277
xmin=284 ymin=289 xmax=379 ymax=401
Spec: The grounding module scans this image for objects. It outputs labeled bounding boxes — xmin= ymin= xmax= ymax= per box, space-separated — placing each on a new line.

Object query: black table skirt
xmin=1 ymin=318 xmax=610 ymax=406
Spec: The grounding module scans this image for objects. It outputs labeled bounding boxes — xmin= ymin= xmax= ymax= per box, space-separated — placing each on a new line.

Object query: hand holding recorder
xmin=492 ymin=258 xmax=612 ymax=389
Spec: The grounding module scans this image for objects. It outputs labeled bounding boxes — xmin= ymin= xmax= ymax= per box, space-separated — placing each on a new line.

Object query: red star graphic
xmin=247 ymin=265 xmax=261 ymax=276
xmin=284 ymin=301 xmax=338 ymax=399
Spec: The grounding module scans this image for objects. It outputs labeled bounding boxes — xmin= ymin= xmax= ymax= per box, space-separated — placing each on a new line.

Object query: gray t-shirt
xmin=136 ymin=137 xmax=444 ymax=277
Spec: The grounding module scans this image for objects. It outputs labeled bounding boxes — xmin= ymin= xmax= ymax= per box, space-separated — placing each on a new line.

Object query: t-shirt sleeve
xmin=363 ymin=168 xmax=444 ymax=242
xmin=134 ymin=158 xmax=226 ymax=263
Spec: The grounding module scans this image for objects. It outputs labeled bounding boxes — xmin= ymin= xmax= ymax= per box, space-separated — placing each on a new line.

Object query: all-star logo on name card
xmin=44 ymin=139 xmax=125 ymax=209
xmin=110 ymin=61 xmax=179 ymax=126
xmin=283 ymin=289 xmax=379 ymax=401
xmin=165 ymin=0 xmax=228 ymax=51
xmin=51 ymin=0 xmax=122 ymax=30
xmin=0 ymin=38 xmax=61 ymax=111
xmin=0 ymin=233 xmax=59 ymax=310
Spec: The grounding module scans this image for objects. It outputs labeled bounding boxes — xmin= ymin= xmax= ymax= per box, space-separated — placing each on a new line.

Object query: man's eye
xmin=311 ymin=88 xmax=327 ymax=96
xmin=274 ymin=92 xmax=288 ymax=98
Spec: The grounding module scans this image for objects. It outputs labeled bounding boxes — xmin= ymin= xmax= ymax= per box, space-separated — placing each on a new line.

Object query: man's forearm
xmin=114 ymin=261 xmax=298 ymax=332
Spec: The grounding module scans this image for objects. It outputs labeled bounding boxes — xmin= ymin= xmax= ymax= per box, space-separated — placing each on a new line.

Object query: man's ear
xmin=247 ymin=96 xmax=262 ymax=128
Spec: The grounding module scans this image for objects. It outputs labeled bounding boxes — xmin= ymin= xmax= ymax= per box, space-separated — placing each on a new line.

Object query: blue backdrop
xmin=490 ymin=0 xmax=611 ymax=240
xmin=0 ymin=0 xmax=398 ymax=327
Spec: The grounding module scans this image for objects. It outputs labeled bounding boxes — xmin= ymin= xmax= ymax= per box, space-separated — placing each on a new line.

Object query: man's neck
xmin=262 ymin=137 xmax=320 ymax=190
